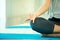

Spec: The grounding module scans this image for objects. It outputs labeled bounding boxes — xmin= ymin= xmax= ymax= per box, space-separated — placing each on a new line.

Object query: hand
xmin=25 ymin=13 xmax=37 ymax=23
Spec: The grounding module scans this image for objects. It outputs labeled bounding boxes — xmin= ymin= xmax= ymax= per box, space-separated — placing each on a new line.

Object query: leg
xmin=30 ymin=17 xmax=55 ymax=34
xmin=54 ymin=24 xmax=60 ymax=32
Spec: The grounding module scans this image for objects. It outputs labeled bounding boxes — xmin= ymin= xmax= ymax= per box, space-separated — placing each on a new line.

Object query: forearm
xmin=34 ymin=0 xmax=51 ymax=17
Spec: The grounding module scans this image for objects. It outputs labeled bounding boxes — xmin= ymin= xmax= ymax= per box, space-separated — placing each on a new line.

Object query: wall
xmin=6 ymin=0 xmax=49 ymax=26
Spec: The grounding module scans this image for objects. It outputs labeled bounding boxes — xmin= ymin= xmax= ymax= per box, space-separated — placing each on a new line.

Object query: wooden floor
xmin=42 ymin=34 xmax=60 ymax=37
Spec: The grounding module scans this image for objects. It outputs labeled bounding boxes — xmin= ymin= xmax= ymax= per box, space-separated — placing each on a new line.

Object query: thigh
xmin=30 ymin=17 xmax=55 ymax=34
xmin=48 ymin=17 xmax=60 ymax=25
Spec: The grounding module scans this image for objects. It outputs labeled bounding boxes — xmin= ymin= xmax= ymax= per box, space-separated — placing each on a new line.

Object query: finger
xmin=33 ymin=19 xmax=35 ymax=23
xmin=33 ymin=20 xmax=34 ymax=23
xmin=24 ymin=18 xmax=30 ymax=21
xmin=32 ymin=17 xmax=36 ymax=23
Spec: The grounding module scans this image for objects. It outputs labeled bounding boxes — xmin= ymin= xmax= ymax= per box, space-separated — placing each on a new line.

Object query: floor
xmin=0 ymin=24 xmax=60 ymax=40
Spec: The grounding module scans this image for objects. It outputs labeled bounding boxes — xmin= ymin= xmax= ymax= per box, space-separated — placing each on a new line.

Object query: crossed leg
xmin=30 ymin=17 xmax=60 ymax=34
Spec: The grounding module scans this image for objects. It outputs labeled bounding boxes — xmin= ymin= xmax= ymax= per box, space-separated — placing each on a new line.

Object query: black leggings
xmin=30 ymin=17 xmax=60 ymax=34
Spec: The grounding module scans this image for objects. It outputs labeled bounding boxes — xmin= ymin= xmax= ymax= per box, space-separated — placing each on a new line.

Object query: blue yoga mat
xmin=0 ymin=33 xmax=60 ymax=40
xmin=1 ymin=25 xmax=60 ymax=40
xmin=0 ymin=33 xmax=41 ymax=39
xmin=7 ymin=26 xmax=31 ymax=28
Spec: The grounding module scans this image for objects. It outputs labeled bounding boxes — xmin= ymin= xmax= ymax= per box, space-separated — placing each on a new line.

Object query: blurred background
xmin=6 ymin=0 xmax=49 ymax=26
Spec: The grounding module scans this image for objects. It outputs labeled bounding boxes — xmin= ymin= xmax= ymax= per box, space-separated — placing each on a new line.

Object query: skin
xmin=26 ymin=0 xmax=60 ymax=32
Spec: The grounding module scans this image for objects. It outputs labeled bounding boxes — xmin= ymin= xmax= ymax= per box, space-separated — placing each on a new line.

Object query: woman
xmin=26 ymin=0 xmax=60 ymax=34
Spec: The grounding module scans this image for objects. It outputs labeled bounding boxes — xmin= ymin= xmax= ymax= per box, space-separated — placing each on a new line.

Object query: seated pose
xmin=26 ymin=0 xmax=60 ymax=34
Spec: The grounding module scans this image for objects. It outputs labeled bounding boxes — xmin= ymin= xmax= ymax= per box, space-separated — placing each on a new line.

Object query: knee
xmin=30 ymin=17 xmax=43 ymax=27
xmin=30 ymin=17 xmax=46 ymax=28
xmin=30 ymin=17 xmax=46 ymax=33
